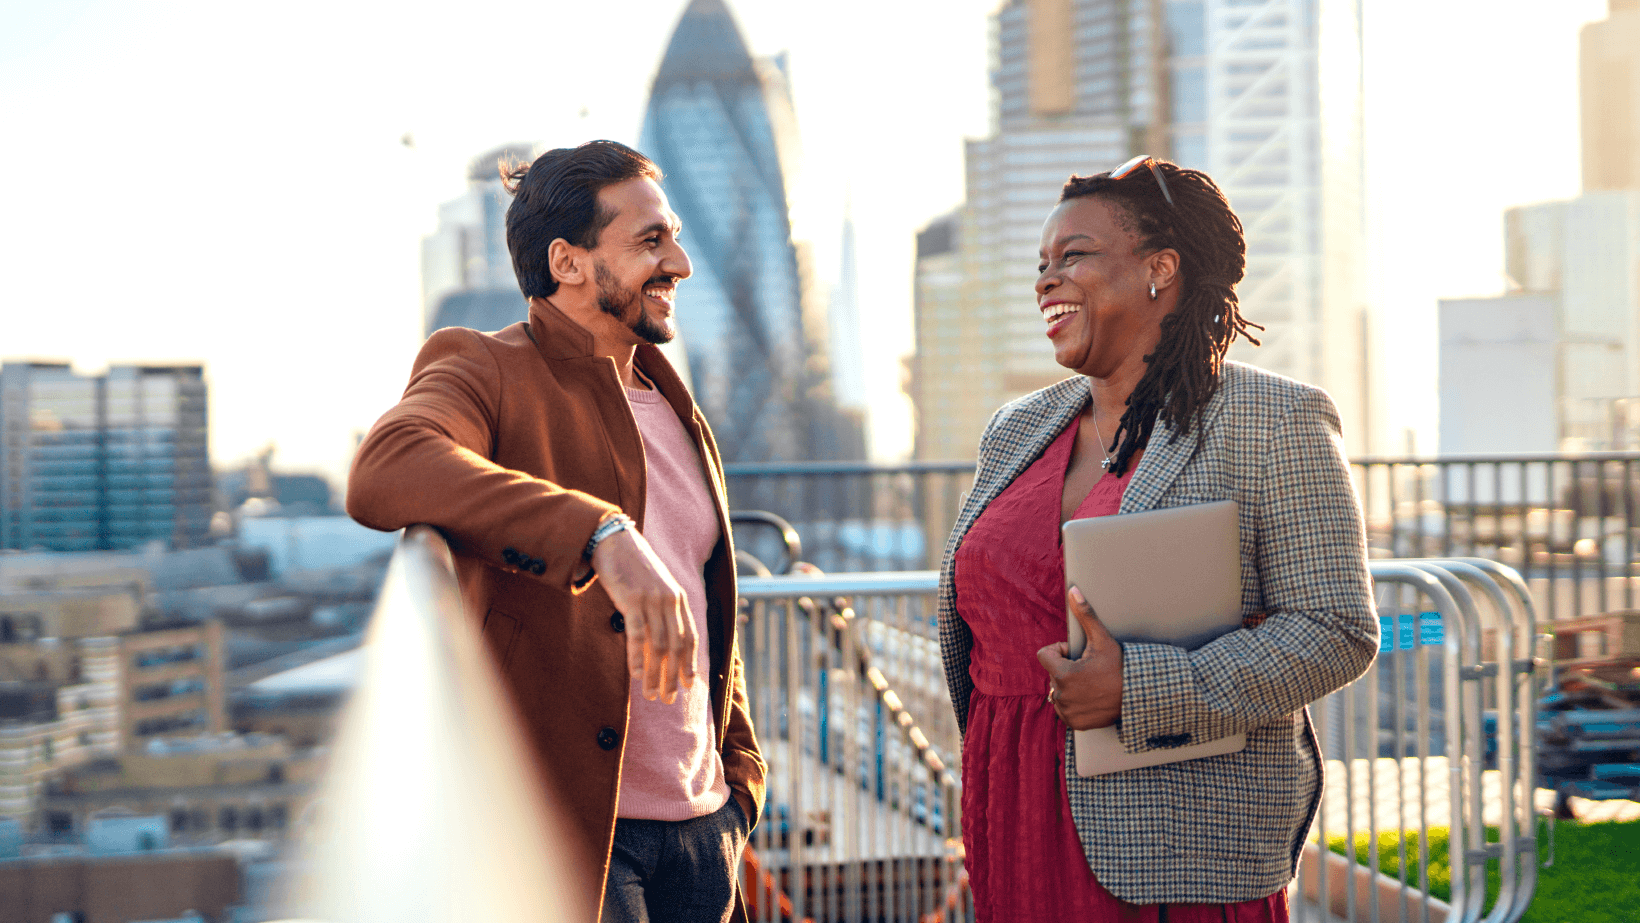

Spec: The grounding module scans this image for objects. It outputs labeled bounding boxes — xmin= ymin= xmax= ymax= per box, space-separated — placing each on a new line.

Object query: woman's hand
xmin=1036 ymin=586 xmax=1123 ymax=730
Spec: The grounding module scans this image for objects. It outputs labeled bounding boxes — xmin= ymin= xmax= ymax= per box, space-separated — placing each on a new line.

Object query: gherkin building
xmin=640 ymin=0 xmax=863 ymax=465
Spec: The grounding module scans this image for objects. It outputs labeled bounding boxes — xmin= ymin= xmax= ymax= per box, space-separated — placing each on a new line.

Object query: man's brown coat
xmin=347 ymin=300 xmax=765 ymax=919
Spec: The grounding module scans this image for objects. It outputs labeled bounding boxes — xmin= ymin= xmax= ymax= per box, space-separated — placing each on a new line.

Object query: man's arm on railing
xmin=348 ymin=328 xmax=701 ymax=702
xmin=348 ymin=328 xmax=620 ymax=590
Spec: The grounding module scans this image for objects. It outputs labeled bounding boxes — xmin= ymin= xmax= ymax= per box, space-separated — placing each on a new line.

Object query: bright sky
xmin=0 ymin=0 xmax=1614 ymax=482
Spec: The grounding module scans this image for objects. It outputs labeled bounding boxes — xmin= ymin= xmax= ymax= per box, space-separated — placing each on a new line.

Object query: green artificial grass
xmin=1326 ymin=819 xmax=1640 ymax=923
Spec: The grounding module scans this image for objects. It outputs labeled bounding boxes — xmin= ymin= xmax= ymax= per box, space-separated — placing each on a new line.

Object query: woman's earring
xmin=1149 ymin=282 xmax=1157 ymax=301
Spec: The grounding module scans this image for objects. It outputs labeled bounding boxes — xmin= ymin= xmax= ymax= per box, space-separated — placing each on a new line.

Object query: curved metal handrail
xmin=1425 ymin=557 xmax=1544 ymax=923
xmin=278 ymin=525 xmax=584 ymax=923
xmin=730 ymin=510 xmax=804 ymax=574
xmin=1361 ymin=561 xmax=1474 ymax=922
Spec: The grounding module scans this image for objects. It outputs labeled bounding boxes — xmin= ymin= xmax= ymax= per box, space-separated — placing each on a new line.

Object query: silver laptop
xmin=1062 ymin=499 xmax=1246 ymax=776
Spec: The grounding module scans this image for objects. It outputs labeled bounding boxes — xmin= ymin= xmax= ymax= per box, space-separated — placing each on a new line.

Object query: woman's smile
xmin=1041 ymin=301 xmax=1081 ymax=338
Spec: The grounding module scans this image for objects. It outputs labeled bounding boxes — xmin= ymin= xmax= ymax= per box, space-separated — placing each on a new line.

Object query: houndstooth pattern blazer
xmin=937 ymin=360 xmax=1378 ymax=905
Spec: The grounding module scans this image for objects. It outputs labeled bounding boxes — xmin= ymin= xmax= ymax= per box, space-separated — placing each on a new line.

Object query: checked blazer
xmin=937 ymin=360 xmax=1378 ymax=904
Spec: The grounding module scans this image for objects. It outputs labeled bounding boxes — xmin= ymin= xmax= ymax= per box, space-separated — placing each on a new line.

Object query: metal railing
xmin=272 ymin=525 xmax=583 ymax=923
xmin=739 ymin=559 xmax=1543 ymax=923
xmin=1297 ymin=558 xmax=1545 ymax=923
xmin=282 ymin=529 xmax=1545 ymax=923
xmin=738 ymin=572 xmax=965 ymax=922
xmin=726 ymin=454 xmax=1640 ymax=619
xmin=725 ymin=461 xmax=974 ymax=573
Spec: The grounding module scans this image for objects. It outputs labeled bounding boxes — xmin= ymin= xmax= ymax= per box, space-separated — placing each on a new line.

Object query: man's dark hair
xmin=501 ymin=140 xmax=662 ymax=299
xmin=1060 ymin=160 xmax=1263 ymax=476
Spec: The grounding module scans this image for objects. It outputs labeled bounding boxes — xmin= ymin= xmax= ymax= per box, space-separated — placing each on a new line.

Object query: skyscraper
xmin=1439 ymin=0 xmax=1640 ymax=453
xmin=828 ymin=205 xmax=868 ymax=418
xmin=0 ymin=363 xmax=211 ymax=552
xmin=640 ymin=0 xmax=862 ymax=463
xmin=421 ymin=144 xmax=534 ymax=336
xmin=913 ymin=0 xmax=1367 ymax=459
xmin=1581 ymin=0 xmax=1640 ymax=192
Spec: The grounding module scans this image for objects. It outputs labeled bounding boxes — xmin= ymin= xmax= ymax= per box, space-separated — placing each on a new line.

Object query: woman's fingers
xmin=1037 ymin=642 xmax=1071 ymax=676
xmin=1068 ymin=586 xmax=1118 ymax=658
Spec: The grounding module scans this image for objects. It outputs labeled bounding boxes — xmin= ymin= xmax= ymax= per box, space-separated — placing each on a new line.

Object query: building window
xmin=1173 ymin=132 xmax=1207 ymax=170
xmin=1166 ymin=0 xmax=1206 ymax=57
xmin=1172 ymin=66 xmax=1207 ymax=123
xmin=135 ymin=709 xmax=208 ymax=737
xmin=170 ymin=809 xmax=189 ymax=832
xmin=219 ymin=806 xmax=238 ymax=832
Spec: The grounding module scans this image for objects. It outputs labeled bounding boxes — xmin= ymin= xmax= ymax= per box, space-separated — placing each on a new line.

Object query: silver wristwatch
xmin=583 ymin=512 xmax=634 ymax=562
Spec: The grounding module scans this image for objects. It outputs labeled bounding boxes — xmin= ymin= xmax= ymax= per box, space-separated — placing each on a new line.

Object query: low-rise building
xmin=42 ymin=734 xmax=319 ymax=845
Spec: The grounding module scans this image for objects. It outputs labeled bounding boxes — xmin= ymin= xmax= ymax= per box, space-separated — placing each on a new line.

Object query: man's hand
xmin=590 ymin=528 xmax=697 ymax=704
xmin=1036 ymin=585 xmax=1123 ymax=730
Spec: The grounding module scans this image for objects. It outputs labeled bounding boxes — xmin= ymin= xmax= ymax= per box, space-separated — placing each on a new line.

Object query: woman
xmin=937 ymin=157 xmax=1377 ymax=921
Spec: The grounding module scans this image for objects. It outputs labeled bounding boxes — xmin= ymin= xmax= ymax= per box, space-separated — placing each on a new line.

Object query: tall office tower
xmin=1581 ymin=0 xmax=1640 ymax=192
xmin=829 ymin=207 xmax=868 ymax=418
xmin=1439 ymin=195 xmax=1640 ymax=454
xmin=640 ymin=0 xmax=862 ymax=463
xmin=1441 ymin=2 xmax=1640 ymax=454
xmin=0 ymin=363 xmax=210 ymax=552
xmin=913 ymin=0 xmax=1367 ymax=459
xmin=421 ymin=144 xmax=534 ymax=335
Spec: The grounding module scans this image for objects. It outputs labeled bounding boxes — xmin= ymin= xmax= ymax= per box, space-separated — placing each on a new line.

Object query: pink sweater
xmin=616 ymin=384 xmax=731 ymax=820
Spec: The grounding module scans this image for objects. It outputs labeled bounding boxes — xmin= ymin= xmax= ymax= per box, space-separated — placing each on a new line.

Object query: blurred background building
xmin=912 ymin=0 xmax=1369 ymax=460
xmin=639 ymin=0 xmax=865 ymax=465
xmin=1440 ymin=0 xmax=1640 ymax=455
xmin=1 ymin=362 xmax=211 ymax=552
xmin=420 ymin=143 xmax=536 ymax=336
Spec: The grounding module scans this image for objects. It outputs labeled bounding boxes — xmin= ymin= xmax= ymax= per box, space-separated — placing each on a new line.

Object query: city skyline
xmin=0 ymin=0 xmax=1613 ymax=482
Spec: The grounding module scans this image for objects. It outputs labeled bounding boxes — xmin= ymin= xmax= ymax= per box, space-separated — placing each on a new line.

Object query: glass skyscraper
xmin=640 ymin=0 xmax=861 ymax=464
xmin=0 ymin=362 xmax=211 ymax=552
xmin=914 ymin=0 xmax=1368 ymax=460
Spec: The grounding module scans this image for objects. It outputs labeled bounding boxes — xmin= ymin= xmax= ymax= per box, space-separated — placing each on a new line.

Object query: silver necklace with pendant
xmin=1090 ymin=411 xmax=1115 ymax=470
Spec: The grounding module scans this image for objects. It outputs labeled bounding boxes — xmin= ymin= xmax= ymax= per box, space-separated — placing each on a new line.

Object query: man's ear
xmin=548 ymin=238 xmax=586 ymax=288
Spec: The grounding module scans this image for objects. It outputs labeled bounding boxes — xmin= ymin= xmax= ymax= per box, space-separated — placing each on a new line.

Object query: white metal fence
xmin=739 ymin=558 xmax=1544 ymax=923
xmin=283 ymin=531 xmax=1545 ymax=923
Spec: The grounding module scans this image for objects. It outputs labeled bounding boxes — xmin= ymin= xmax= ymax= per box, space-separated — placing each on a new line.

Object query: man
xmin=347 ymin=140 xmax=764 ymax=923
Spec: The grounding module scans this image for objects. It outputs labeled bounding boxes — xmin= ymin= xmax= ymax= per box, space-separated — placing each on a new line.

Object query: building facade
xmin=1441 ymin=2 xmax=1640 ymax=454
xmin=421 ymin=144 xmax=535 ymax=337
xmin=639 ymin=0 xmax=862 ymax=464
xmin=0 ymin=363 xmax=211 ymax=552
xmin=1581 ymin=0 xmax=1640 ymax=192
xmin=913 ymin=0 xmax=1368 ymax=460
xmin=1 ymin=563 xmax=228 ymax=826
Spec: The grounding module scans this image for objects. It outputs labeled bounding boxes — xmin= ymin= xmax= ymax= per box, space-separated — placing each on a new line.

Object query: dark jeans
xmin=602 ymin=795 xmax=749 ymax=923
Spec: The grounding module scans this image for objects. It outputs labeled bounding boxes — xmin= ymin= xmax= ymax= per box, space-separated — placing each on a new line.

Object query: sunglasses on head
xmin=1108 ymin=155 xmax=1175 ymax=207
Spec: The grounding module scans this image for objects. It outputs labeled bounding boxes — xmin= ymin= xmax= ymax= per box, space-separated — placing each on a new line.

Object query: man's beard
xmin=596 ymin=262 xmax=674 ymax=346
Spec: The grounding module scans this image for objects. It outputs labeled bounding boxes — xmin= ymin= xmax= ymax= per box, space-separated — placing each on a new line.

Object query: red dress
xmin=954 ymin=417 xmax=1287 ymax=922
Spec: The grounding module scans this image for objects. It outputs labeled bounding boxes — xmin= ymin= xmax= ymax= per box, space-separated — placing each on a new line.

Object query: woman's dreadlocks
xmin=1060 ymin=161 xmax=1262 ymax=475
